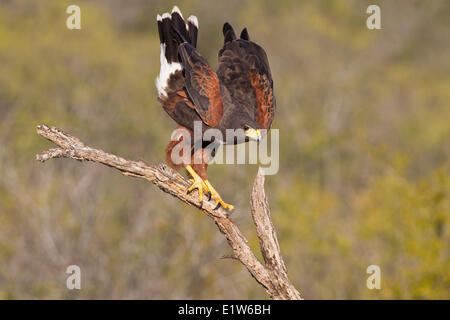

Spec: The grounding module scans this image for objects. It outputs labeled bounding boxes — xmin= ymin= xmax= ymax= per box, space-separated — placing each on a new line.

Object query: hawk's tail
xmin=157 ymin=6 xmax=198 ymax=64
xmin=156 ymin=6 xmax=198 ymax=97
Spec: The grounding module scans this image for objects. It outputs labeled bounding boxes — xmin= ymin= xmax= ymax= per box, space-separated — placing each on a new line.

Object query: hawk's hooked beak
xmin=245 ymin=128 xmax=261 ymax=141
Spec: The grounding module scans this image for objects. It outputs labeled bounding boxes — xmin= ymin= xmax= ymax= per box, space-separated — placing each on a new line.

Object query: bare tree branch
xmin=35 ymin=124 xmax=302 ymax=300
xmin=251 ymin=168 xmax=302 ymax=299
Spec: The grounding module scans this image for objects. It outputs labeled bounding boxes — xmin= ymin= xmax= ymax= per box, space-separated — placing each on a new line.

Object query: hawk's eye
xmin=243 ymin=125 xmax=250 ymax=131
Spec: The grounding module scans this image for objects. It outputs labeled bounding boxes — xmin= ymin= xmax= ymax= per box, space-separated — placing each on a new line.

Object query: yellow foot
xmin=185 ymin=165 xmax=210 ymax=204
xmin=204 ymin=180 xmax=234 ymax=211
xmin=188 ymin=178 xmax=211 ymax=200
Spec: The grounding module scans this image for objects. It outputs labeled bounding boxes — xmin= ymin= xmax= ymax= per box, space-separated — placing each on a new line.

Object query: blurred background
xmin=0 ymin=0 xmax=449 ymax=299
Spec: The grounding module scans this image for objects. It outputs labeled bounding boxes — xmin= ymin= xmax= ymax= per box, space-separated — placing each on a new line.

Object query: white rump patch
xmin=155 ymin=44 xmax=182 ymax=98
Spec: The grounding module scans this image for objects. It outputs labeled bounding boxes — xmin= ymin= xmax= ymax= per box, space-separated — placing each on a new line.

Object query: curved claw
xmin=214 ymin=200 xmax=233 ymax=211
xmin=202 ymin=181 xmax=212 ymax=201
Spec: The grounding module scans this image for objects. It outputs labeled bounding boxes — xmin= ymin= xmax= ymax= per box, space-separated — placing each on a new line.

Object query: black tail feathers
xmin=187 ymin=16 xmax=198 ymax=48
xmin=157 ymin=6 xmax=198 ymax=63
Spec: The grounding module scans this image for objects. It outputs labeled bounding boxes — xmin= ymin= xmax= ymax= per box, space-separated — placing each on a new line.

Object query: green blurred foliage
xmin=0 ymin=0 xmax=448 ymax=299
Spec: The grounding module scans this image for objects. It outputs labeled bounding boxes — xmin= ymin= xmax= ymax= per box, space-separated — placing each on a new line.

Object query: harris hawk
xmin=156 ymin=6 xmax=275 ymax=211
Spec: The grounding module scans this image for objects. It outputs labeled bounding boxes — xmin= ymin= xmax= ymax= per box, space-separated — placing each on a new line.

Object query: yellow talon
xmin=204 ymin=180 xmax=234 ymax=211
xmin=189 ymin=178 xmax=210 ymax=196
xmin=187 ymin=178 xmax=204 ymax=202
xmin=186 ymin=165 xmax=209 ymax=203
xmin=185 ymin=166 xmax=233 ymax=211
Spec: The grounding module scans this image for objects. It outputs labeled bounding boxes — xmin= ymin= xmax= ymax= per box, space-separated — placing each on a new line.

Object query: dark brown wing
xmin=178 ymin=43 xmax=224 ymax=127
xmin=217 ymin=25 xmax=276 ymax=129
xmin=157 ymin=69 xmax=202 ymax=132
xmin=249 ymin=66 xmax=275 ymax=129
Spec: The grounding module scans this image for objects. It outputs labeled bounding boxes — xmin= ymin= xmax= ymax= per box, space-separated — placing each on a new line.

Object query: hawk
xmin=156 ymin=6 xmax=275 ymax=211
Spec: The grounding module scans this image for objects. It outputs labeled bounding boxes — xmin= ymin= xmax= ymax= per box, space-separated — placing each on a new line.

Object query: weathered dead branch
xmin=35 ymin=124 xmax=301 ymax=299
